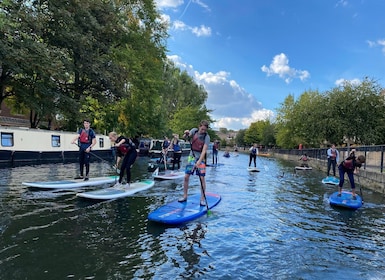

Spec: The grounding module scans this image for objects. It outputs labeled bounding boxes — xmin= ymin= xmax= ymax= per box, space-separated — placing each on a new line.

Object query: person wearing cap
xmin=71 ymin=119 xmax=96 ymax=180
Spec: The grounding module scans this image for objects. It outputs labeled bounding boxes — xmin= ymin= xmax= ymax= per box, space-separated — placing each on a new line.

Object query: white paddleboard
xmin=22 ymin=176 xmax=119 ymax=189
xmin=153 ymin=170 xmax=185 ymax=180
xmin=295 ymin=166 xmax=312 ymax=170
xmin=247 ymin=167 xmax=260 ymax=172
xmin=76 ymin=179 xmax=155 ymax=200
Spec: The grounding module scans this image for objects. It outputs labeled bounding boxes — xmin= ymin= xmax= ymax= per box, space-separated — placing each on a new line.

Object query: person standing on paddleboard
xmin=71 ymin=119 xmax=96 ymax=181
xmin=327 ymin=144 xmax=340 ymax=177
xmin=249 ymin=143 xmax=259 ymax=167
xmin=178 ymin=120 xmax=210 ymax=206
xmin=108 ymin=132 xmax=137 ymax=188
xmin=213 ymin=140 xmax=219 ymax=164
xmin=337 ymin=149 xmax=365 ymax=199
xmin=170 ymin=134 xmax=182 ymax=170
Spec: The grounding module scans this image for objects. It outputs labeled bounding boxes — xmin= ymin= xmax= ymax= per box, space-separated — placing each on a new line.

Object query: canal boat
xmin=0 ymin=126 xmax=113 ymax=168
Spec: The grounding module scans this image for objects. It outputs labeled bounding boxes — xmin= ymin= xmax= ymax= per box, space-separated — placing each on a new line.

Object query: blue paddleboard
xmin=329 ymin=191 xmax=363 ymax=210
xmin=322 ymin=176 xmax=340 ymax=185
xmin=148 ymin=192 xmax=221 ymax=225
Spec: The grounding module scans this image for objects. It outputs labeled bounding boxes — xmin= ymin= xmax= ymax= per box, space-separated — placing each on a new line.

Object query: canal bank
xmin=272 ymin=151 xmax=385 ymax=195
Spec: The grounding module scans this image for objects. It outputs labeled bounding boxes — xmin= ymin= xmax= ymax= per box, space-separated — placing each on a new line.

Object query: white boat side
xmin=0 ymin=126 xmax=111 ymax=152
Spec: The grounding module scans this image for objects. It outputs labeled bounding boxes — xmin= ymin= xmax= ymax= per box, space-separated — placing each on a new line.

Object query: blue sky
xmin=155 ymin=0 xmax=385 ymax=130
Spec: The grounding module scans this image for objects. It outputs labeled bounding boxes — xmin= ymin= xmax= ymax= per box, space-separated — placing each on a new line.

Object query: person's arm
xmin=71 ymin=131 xmax=80 ymax=144
xmin=327 ymin=149 xmax=331 ymax=157
xmin=196 ymin=143 xmax=208 ymax=166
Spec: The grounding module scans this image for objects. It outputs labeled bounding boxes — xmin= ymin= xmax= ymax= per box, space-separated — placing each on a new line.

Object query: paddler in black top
xmin=338 ymin=149 xmax=366 ymax=199
xmin=71 ymin=119 xmax=96 ymax=181
xmin=178 ymin=120 xmax=211 ymax=206
xmin=108 ymin=131 xmax=137 ymax=188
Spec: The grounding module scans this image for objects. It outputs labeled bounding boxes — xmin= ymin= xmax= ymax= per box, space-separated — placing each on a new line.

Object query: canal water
xmin=0 ymin=152 xmax=385 ymax=280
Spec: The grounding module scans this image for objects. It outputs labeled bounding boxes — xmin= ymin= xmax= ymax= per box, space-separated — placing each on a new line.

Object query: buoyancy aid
xmin=191 ymin=132 xmax=207 ymax=152
xmin=330 ymin=149 xmax=337 ymax=159
xmin=342 ymin=157 xmax=354 ymax=170
xmin=79 ymin=129 xmax=91 ymax=144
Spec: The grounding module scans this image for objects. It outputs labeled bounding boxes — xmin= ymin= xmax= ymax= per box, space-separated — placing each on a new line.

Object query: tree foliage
xmin=0 ymin=0 xmax=210 ymax=138
xmin=274 ymin=78 xmax=385 ymax=148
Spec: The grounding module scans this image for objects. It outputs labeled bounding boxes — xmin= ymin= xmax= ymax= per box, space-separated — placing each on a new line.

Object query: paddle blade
xmin=152 ymin=167 xmax=159 ymax=176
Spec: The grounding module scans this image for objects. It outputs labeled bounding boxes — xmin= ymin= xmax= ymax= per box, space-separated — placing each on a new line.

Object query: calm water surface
xmin=1 ymin=153 xmax=385 ymax=280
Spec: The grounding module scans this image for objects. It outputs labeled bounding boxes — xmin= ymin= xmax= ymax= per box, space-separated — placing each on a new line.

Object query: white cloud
xmin=335 ymin=78 xmax=361 ymax=86
xmin=191 ymin=25 xmax=211 ymax=37
xmin=169 ymin=55 xmax=274 ymax=130
xmin=367 ymin=39 xmax=385 ymax=54
xmin=261 ymin=53 xmax=310 ymax=84
xmin=155 ymin=0 xmax=184 ymax=9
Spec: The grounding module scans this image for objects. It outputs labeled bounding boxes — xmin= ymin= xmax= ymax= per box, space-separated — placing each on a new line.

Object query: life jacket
xmin=173 ymin=140 xmax=181 ymax=152
xmin=343 ymin=158 xmax=354 ymax=169
xmin=118 ymin=138 xmax=135 ymax=155
xmin=213 ymin=143 xmax=218 ymax=151
xmin=191 ymin=131 xmax=207 ymax=152
xmin=302 ymin=155 xmax=308 ymax=161
xmin=79 ymin=129 xmax=91 ymax=144
xmin=330 ymin=149 xmax=337 ymax=159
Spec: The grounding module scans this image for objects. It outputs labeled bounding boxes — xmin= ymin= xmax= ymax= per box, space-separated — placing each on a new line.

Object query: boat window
xmin=51 ymin=135 xmax=61 ymax=147
xmin=1 ymin=132 xmax=14 ymax=147
xmin=99 ymin=138 xmax=104 ymax=148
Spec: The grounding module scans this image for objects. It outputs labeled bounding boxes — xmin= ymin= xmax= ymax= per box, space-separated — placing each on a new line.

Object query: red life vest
xmin=343 ymin=159 xmax=354 ymax=169
xmin=118 ymin=145 xmax=130 ymax=155
xmin=191 ymin=132 xmax=206 ymax=152
xmin=79 ymin=129 xmax=90 ymax=144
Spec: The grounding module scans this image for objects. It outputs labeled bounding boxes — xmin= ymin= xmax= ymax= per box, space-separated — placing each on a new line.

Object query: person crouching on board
xmin=299 ymin=154 xmax=310 ymax=167
xmin=108 ymin=132 xmax=137 ymax=188
xmin=249 ymin=143 xmax=259 ymax=167
xmin=337 ymin=149 xmax=366 ymax=199
xmin=178 ymin=120 xmax=210 ymax=206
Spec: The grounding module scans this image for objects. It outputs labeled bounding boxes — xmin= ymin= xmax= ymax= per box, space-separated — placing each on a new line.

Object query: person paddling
xmin=108 ymin=132 xmax=137 ymax=188
xmin=338 ymin=149 xmax=366 ymax=199
xmin=71 ymin=119 xmax=96 ymax=181
xmin=178 ymin=120 xmax=210 ymax=206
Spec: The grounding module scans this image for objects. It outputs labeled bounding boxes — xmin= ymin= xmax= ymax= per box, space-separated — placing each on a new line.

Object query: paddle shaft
xmin=74 ymin=143 xmax=118 ymax=173
xmin=356 ymin=174 xmax=363 ymax=201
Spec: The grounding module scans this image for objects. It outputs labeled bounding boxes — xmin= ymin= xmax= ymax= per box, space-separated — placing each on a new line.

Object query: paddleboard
xmin=295 ymin=166 xmax=312 ymax=170
xmin=206 ymin=163 xmax=224 ymax=167
xmin=153 ymin=171 xmax=185 ymax=180
xmin=148 ymin=192 xmax=221 ymax=225
xmin=322 ymin=176 xmax=340 ymax=185
xmin=247 ymin=167 xmax=260 ymax=172
xmin=329 ymin=191 xmax=363 ymax=210
xmin=22 ymin=176 xmax=119 ymax=189
xmin=76 ymin=179 xmax=155 ymax=200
